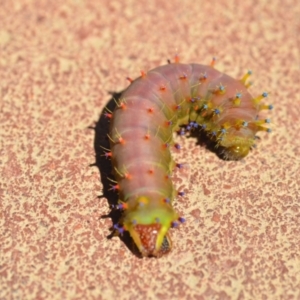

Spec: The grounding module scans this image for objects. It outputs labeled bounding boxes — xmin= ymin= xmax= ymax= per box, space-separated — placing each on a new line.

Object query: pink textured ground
xmin=0 ymin=0 xmax=299 ymax=299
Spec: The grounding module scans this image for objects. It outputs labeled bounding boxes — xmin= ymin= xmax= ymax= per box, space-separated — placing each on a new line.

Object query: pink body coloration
xmin=108 ymin=59 xmax=272 ymax=257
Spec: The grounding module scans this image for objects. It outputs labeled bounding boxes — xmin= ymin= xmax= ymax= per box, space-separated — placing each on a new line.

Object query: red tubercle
xmin=173 ymin=104 xmax=181 ymax=111
xmin=210 ymin=84 xmax=224 ymax=97
xmin=104 ymin=112 xmax=112 ymax=119
xmin=162 ymin=143 xmax=169 ymax=149
xmin=144 ymin=134 xmax=150 ymax=140
xmin=148 ymin=169 xmax=154 ymax=175
xmin=210 ymin=57 xmax=217 ymax=67
xmin=140 ymin=70 xmax=146 ymax=78
xmin=126 ymin=77 xmax=133 ymax=83
xmin=188 ymin=97 xmax=198 ymax=103
xmin=174 ymin=54 xmax=180 ymax=63
xmin=159 ymin=85 xmax=167 ymax=92
xmin=123 ymin=172 xmax=132 ymax=180
xmin=162 ymin=197 xmax=171 ymax=203
xmin=121 ymin=203 xmax=128 ymax=210
xmin=164 ymin=120 xmax=172 ymax=127
xmin=118 ymin=137 xmax=125 ymax=144
xmin=199 ymin=73 xmax=208 ymax=81
xmin=115 ymin=202 xmax=128 ymax=210
xmin=179 ymin=73 xmax=188 ymax=80
xmin=119 ymin=102 xmax=127 ymax=110
xmin=147 ymin=107 xmax=154 ymax=114
xmin=103 ymin=151 xmax=112 ymax=158
xmin=164 ymin=174 xmax=171 ymax=181
xmin=110 ymin=184 xmax=120 ymax=192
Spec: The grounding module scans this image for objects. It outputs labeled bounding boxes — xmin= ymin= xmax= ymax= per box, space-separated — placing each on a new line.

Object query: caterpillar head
xmin=129 ymin=223 xmax=172 ymax=257
xmin=123 ymin=196 xmax=181 ymax=257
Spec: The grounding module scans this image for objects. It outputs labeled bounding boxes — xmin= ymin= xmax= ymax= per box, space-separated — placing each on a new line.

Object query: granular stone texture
xmin=0 ymin=0 xmax=299 ymax=299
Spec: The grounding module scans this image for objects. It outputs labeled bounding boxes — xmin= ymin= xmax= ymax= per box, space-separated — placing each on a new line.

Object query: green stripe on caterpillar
xmin=106 ymin=56 xmax=273 ymax=257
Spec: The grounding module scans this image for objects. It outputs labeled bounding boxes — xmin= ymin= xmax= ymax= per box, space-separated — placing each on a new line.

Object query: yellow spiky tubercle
xmin=188 ymin=67 xmax=272 ymax=160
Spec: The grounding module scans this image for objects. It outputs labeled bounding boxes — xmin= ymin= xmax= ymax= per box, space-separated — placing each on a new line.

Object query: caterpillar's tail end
xmin=224 ymin=144 xmax=250 ymax=160
xmin=217 ymin=135 xmax=254 ymax=161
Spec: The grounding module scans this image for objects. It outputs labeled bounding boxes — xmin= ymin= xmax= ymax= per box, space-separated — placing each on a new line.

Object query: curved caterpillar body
xmin=107 ymin=57 xmax=272 ymax=257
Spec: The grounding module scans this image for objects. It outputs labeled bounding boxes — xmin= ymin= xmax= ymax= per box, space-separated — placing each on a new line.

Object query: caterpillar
xmin=105 ymin=56 xmax=272 ymax=257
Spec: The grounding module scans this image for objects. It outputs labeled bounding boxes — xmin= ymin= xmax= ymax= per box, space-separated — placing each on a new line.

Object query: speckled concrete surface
xmin=0 ymin=0 xmax=299 ymax=299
